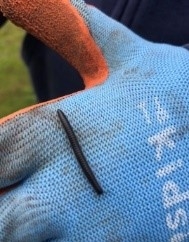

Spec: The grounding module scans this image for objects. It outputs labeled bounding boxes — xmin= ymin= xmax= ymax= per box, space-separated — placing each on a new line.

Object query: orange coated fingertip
xmin=1 ymin=0 xmax=109 ymax=88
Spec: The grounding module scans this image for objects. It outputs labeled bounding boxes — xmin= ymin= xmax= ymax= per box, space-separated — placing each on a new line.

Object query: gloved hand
xmin=1 ymin=0 xmax=189 ymax=241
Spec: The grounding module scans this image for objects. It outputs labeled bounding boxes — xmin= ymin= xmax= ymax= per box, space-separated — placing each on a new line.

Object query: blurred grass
xmin=0 ymin=22 xmax=36 ymax=118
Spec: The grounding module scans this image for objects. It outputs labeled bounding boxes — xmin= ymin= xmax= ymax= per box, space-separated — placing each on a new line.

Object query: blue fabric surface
xmin=0 ymin=4 xmax=189 ymax=242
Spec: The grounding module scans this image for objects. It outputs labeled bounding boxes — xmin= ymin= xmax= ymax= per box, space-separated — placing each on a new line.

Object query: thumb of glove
xmin=0 ymin=0 xmax=108 ymax=88
xmin=1 ymin=1 xmax=189 ymax=242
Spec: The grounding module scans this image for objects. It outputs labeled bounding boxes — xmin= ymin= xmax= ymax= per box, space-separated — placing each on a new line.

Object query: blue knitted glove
xmin=1 ymin=1 xmax=189 ymax=241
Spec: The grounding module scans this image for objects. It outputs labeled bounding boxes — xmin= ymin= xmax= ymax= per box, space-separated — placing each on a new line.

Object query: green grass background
xmin=0 ymin=22 xmax=36 ymax=118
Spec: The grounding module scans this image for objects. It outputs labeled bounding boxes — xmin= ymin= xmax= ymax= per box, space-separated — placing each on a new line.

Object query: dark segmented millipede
xmin=57 ymin=109 xmax=103 ymax=195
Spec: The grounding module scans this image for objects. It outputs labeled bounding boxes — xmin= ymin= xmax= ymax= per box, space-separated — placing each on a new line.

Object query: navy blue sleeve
xmin=85 ymin=0 xmax=189 ymax=46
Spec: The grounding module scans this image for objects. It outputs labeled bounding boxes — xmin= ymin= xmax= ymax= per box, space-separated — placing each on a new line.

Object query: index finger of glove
xmin=0 ymin=104 xmax=60 ymax=191
xmin=0 ymin=188 xmax=59 ymax=241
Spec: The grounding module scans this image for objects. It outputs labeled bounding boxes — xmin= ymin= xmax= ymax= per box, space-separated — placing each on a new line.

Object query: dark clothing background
xmin=1 ymin=0 xmax=189 ymax=101
xmin=87 ymin=0 xmax=189 ymax=45
xmin=21 ymin=35 xmax=84 ymax=101
xmin=0 ymin=12 xmax=6 ymax=27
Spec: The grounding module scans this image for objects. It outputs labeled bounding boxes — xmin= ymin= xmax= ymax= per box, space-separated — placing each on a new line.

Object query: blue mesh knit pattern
xmin=0 ymin=4 xmax=189 ymax=242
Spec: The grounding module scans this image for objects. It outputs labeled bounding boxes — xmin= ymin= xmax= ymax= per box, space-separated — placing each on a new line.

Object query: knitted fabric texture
xmin=1 ymin=6 xmax=189 ymax=242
